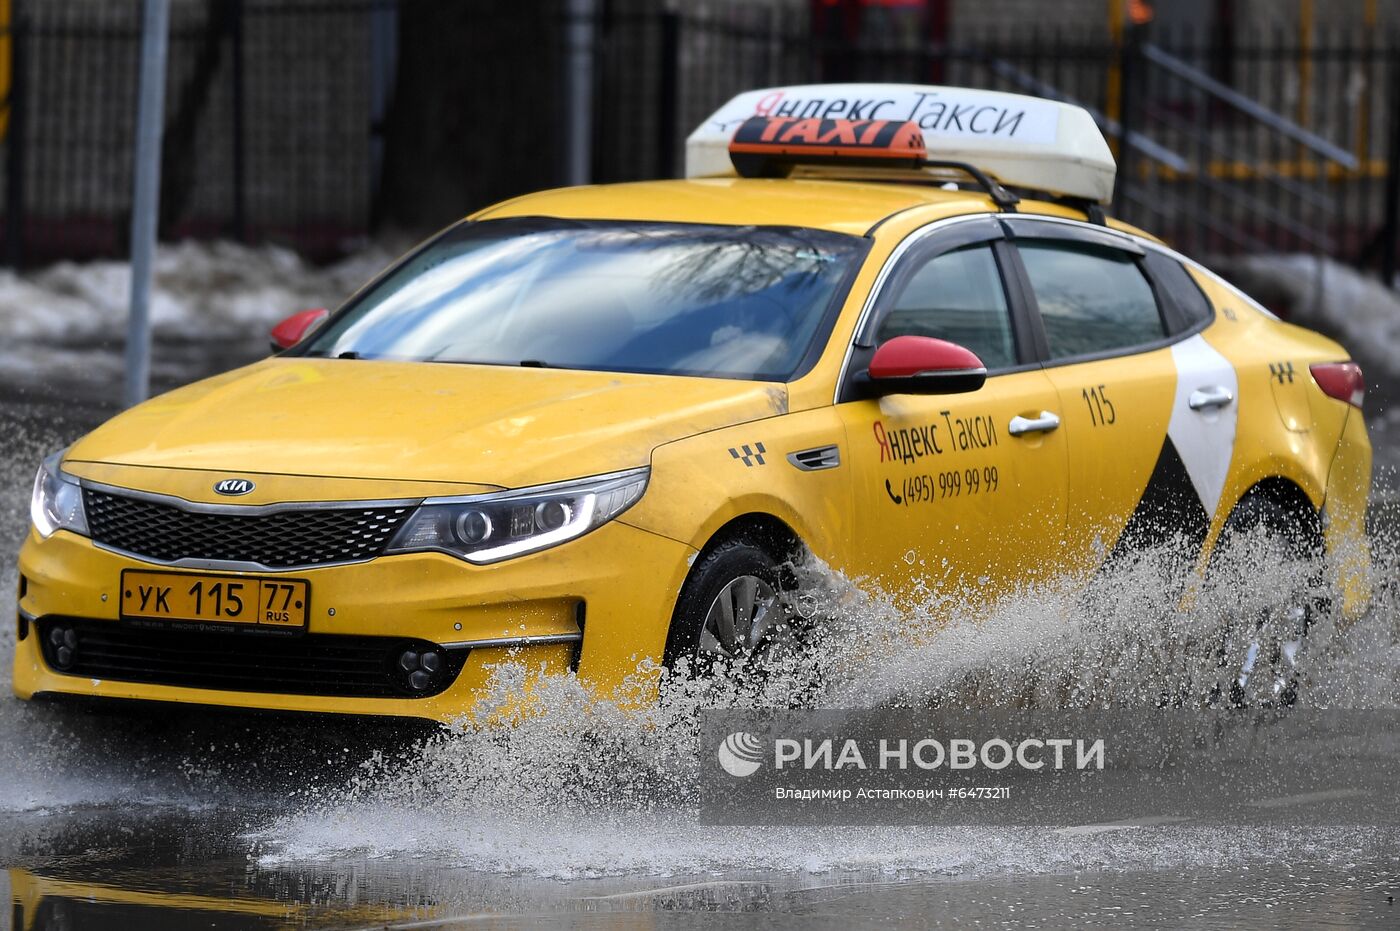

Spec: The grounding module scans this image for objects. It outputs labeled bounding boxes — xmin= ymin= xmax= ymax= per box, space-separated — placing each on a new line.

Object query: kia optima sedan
xmin=14 ymin=85 xmax=1370 ymax=721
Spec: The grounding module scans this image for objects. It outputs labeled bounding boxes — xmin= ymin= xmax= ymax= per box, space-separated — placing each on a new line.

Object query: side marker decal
xmin=1269 ymin=361 xmax=1296 ymax=384
xmin=729 ymin=443 xmax=767 ymax=467
xmin=1107 ymin=334 xmax=1239 ymax=566
xmin=1109 ymin=437 xmax=1211 ymax=561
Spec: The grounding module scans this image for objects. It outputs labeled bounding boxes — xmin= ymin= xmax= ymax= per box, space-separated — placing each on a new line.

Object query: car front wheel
xmin=665 ymin=537 xmax=795 ymax=675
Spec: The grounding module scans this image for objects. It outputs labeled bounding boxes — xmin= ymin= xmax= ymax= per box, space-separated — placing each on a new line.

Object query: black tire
xmin=1215 ymin=493 xmax=1321 ymax=564
xmin=1209 ymin=493 xmax=1322 ymax=708
xmin=663 ymin=537 xmax=790 ymax=675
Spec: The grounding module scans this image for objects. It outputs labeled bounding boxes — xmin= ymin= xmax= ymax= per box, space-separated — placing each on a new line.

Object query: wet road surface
xmin=1 ymin=331 xmax=1398 ymax=929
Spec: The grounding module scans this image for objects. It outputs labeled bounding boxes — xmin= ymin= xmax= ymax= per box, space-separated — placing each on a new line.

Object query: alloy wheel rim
xmin=1231 ymin=603 xmax=1308 ymax=706
xmin=697 ymin=574 xmax=781 ymax=661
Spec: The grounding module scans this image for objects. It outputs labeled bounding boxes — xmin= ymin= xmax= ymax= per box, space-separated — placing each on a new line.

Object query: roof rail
xmin=920 ymin=160 xmax=1020 ymax=211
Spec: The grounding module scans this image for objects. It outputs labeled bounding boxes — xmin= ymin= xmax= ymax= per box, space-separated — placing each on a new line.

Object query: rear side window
xmin=1018 ymin=242 xmax=1166 ymax=359
xmin=1143 ymin=251 xmax=1214 ymax=331
xmin=876 ymin=244 xmax=1017 ymax=369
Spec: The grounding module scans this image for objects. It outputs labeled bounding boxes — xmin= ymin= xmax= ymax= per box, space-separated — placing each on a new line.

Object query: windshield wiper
xmin=421 ymin=358 xmax=553 ymax=368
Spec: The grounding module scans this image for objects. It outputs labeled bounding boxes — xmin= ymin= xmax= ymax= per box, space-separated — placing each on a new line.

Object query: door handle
xmin=1008 ymin=411 xmax=1061 ymax=436
xmin=1188 ymin=386 xmax=1234 ymax=411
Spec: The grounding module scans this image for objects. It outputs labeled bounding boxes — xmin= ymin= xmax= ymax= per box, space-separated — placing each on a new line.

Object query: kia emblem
xmin=214 ymin=478 xmax=256 ymax=496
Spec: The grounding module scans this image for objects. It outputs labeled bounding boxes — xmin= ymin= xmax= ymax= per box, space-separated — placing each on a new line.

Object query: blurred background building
xmin=2 ymin=0 xmax=1399 ymax=282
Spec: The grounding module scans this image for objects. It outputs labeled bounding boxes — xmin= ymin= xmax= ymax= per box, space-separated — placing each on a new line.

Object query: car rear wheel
xmin=1209 ymin=493 xmax=1322 ymax=708
xmin=665 ymin=537 xmax=797 ymax=676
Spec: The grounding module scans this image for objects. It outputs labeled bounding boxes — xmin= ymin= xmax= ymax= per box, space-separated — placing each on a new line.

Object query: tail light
xmin=1309 ymin=362 xmax=1365 ymax=409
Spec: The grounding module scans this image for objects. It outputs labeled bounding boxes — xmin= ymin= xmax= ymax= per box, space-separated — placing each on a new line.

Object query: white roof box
xmin=686 ymin=83 xmax=1116 ymax=204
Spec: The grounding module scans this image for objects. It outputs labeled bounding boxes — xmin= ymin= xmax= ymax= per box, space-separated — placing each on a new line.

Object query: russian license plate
xmin=119 ymin=570 xmax=310 ymax=630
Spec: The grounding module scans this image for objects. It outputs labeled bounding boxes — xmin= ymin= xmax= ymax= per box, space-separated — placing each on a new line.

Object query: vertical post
xmin=1380 ymin=51 xmax=1400 ymax=285
xmin=1106 ymin=0 xmax=1124 ymax=153
xmin=1296 ymin=0 xmax=1312 ymax=131
xmin=1112 ymin=29 xmax=1139 ymax=213
xmin=1357 ymin=0 xmax=1377 ymax=161
xmin=125 ymin=0 xmax=171 ymax=408
xmin=1192 ymin=30 xmax=1211 ymax=257
xmin=229 ymin=0 xmax=246 ymax=242
xmin=655 ymin=10 xmax=679 ymax=179
xmin=564 ymin=0 xmax=594 ymax=187
xmin=924 ymin=0 xmax=949 ymax=85
xmin=4 ymin=0 xmax=24 ymax=268
xmin=367 ymin=0 xmax=397 ymax=232
xmin=766 ymin=5 xmax=780 ymax=86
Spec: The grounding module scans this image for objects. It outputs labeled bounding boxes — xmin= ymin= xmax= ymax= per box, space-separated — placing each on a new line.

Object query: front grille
xmin=37 ymin=618 xmax=466 ymax=698
xmin=83 ymin=489 xmax=412 ymax=568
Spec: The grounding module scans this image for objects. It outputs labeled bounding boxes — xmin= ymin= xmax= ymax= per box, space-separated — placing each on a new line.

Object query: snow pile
xmin=0 ymin=238 xmax=407 ymax=346
xmin=0 ymin=238 xmax=413 ymax=397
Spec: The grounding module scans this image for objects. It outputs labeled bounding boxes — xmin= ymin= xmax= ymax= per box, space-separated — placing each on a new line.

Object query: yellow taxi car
xmin=13 ymin=85 xmax=1370 ymax=721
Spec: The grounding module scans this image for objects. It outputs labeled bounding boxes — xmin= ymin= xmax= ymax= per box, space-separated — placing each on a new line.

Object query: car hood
xmin=66 ymin=358 xmax=788 ymax=489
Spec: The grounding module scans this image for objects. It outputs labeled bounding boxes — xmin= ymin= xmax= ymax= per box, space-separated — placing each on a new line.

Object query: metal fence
xmin=2 ymin=1 xmax=1398 ymax=279
xmin=624 ymin=13 xmax=1400 ymax=277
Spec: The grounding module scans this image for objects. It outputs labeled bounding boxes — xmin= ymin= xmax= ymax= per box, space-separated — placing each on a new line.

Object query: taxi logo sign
xmin=213 ymin=478 xmax=256 ymax=496
xmin=728 ymin=116 xmax=926 ymax=178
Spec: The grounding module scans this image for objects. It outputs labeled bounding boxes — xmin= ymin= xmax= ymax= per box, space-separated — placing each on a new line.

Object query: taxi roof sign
xmin=687 ymin=84 xmax=1117 ymax=204
xmin=728 ymin=116 xmax=927 ymax=178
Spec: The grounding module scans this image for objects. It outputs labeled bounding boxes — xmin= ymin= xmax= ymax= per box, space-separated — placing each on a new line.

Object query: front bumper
xmin=13 ymin=519 xmax=696 ymax=723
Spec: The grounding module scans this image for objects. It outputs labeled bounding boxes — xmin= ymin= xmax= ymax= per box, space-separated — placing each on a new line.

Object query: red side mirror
xmin=270 ymin=308 xmax=330 ymax=352
xmin=864 ymin=335 xmax=987 ymax=395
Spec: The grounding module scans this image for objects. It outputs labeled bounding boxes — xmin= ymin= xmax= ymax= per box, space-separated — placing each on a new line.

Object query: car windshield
xmin=303 ymin=219 xmax=866 ymax=381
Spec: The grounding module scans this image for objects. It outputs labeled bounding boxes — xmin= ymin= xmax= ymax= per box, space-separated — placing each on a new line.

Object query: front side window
xmin=304 ymin=219 xmax=866 ymax=382
xmin=876 ymin=244 xmax=1017 ymax=369
xmin=1018 ymin=242 xmax=1166 ymax=359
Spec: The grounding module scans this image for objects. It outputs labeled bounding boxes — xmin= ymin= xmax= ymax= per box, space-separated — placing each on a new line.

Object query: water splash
xmin=253 ymin=527 xmax=1400 ymax=876
xmin=6 ymin=401 xmax=1397 ymax=875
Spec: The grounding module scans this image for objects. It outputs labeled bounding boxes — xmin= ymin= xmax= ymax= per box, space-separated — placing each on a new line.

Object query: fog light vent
xmin=395 ymin=643 xmax=447 ymax=694
xmin=48 ymin=624 xmax=78 ymax=669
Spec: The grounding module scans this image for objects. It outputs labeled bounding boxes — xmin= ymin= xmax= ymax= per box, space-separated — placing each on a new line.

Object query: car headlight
xmin=386 ymin=467 xmax=648 ymax=564
xmin=31 ymin=451 xmax=88 ymax=539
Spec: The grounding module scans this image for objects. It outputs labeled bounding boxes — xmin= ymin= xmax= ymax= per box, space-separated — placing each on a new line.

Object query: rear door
xmin=837 ymin=218 xmax=1069 ymax=599
xmin=1002 ymin=218 xmax=1236 ymax=570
